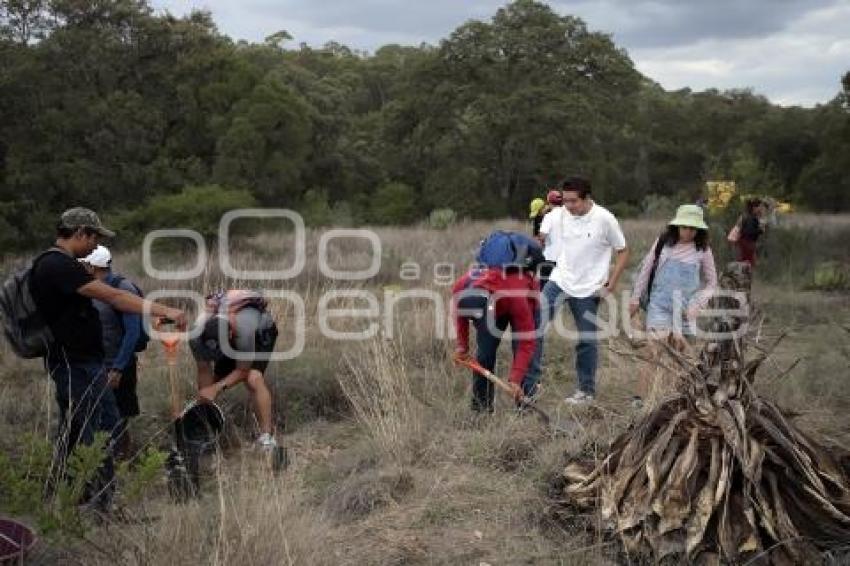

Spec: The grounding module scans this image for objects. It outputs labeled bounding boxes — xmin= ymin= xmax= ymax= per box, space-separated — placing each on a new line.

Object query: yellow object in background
xmin=706 ymin=180 xmax=737 ymax=211
xmin=529 ymin=198 xmax=546 ymax=218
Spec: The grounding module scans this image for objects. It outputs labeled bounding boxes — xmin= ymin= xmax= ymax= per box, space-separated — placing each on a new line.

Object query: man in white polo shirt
xmin=529 ymin=176 xmax=629 ymax=404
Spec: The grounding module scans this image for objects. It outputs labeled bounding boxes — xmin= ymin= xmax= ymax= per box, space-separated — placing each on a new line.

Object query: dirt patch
xmin=325 ymin=468 xmax=415 ymax=522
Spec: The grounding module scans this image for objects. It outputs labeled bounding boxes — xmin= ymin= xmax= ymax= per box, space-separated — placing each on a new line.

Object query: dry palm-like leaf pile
xmin=555 ymin=264 xmax=850 ymax=564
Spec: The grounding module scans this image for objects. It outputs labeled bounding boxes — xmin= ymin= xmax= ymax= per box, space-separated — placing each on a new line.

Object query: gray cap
xmin=60 ymin=207 xmax=115 ymax=238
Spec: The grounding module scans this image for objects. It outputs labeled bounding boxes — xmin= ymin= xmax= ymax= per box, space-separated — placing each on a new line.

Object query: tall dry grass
xmin=340 ymin=338 xmax=425 ymax=466
xmin=3 ymin=214 xmax=849 ymax=564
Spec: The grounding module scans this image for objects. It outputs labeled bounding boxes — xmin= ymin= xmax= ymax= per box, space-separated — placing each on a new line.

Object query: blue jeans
xmin=47 ymin=358 xmax=119 ymax=504
xmin=471 ymin=311 xmax=543 ymax=412
xmin=526 ymin=281 xmax=600 ymax=395
xmin=471 ymin=316 xmax=509 ymax=412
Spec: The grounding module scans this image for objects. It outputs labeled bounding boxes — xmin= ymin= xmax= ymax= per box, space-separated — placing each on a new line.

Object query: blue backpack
xmin=457 ymin=231 xmax=544 ymax=321
xmin=475 ymin=230 xmax=544 ymax=272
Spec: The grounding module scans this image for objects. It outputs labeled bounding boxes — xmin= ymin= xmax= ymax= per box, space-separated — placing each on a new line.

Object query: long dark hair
xmin=745 ymin=198 xmax=762 ymax=217
xmin=660 ymin=225 xmax=709 ymax=251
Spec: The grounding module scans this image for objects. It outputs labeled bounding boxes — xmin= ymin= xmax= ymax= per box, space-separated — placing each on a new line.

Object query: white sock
xmin=257 ymin=433 xmax=276 ymax=446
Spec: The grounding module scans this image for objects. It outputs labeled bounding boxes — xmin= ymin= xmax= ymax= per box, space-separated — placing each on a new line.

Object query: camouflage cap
xmin=60 ymin=207 xmax=115 ymax=238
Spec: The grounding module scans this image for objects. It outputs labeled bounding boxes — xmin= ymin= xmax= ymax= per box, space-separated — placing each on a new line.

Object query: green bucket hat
xmin=669 ymin=204 xmax=708 ymax=231
xmin=60 ymin=207 xmax=115 ymax=238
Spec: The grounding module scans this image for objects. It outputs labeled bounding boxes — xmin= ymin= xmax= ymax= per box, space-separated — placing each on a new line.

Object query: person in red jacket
xmin=452 ymin=267 xmax=539 ymax=412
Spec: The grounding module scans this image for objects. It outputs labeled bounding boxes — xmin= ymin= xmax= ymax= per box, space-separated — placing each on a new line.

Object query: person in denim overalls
xmin=629 ymin=204 xmax=718 ymax=405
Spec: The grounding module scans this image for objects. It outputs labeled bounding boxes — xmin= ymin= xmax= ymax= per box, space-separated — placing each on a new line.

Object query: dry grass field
xmin=1 ymin=214 xmax=849 ymax=564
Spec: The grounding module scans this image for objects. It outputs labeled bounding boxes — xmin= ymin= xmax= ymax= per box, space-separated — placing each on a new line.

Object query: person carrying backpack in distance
xmin=728 ymin=198 xmax=766 ymax=267
xmin=629 ymin=204 xmax=717 ymax=406
xmin=0 ymin=207 xmax=186 ymax=508
xmin=189 ymin=290 xmax=280 ymax=450
xmin=81 ymin=245 xmax=148 ymax=459
xmin=452 ymin=231 xmax=544 ymax=413
xmin=527 ymin=176 xmax=630 ymax=406
xmin=536 ymin=189 xmax=564 ymax=285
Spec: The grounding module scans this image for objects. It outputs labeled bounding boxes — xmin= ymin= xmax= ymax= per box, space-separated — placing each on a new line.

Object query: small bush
xmin=112 ymin=184 xmax=257 ymax=244
xmin=811 ymin=261 xmax=849 ymax=291
xmin=428 ymin=208 xmax=457 ymax=230
xmin=758 ymin=224 xmax=850 ymax=288
xmin=300 ymin=188 xmax=333 ymax=226
xmin=0 ymin=432 xmax=166 ymax=542
xmin=369 ymin=182 xmax=418 ymax=225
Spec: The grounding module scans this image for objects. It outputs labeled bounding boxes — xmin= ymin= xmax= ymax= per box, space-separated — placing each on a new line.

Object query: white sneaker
xmin=256 ymin=433 xmax=277 ymax=450
xmin=564 ymin=390 xmax=594 ymax=405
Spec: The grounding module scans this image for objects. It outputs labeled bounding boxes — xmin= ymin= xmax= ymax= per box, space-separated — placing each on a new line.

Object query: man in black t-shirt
xmin=30 ymin=207 xmax=187 ymax=506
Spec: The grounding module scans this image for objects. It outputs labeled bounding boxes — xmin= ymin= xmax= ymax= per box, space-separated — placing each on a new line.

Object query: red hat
xmin=547 ymin=190 xmax=563 ymax=205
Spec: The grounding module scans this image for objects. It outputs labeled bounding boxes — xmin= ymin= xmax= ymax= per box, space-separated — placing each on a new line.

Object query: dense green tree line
xmin=1 ymin=0 xmax=848 ymax=249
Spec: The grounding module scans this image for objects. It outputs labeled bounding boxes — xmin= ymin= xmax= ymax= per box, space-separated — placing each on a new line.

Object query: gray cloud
xmin=150 ymin=0 xmax=850 ymax=106
xmin=557 ymin=0 xmax=837 ymax=48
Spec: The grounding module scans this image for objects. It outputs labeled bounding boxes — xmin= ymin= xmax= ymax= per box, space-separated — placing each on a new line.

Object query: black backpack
xmin=0 ymin=249 xmax=63 ymax=358
xmin=108 ymin=275 xmax=150 ymax=353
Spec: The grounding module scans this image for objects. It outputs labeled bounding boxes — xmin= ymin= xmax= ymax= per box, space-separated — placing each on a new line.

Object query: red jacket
xmin=452 ymin=268 xmax=539 ymax=385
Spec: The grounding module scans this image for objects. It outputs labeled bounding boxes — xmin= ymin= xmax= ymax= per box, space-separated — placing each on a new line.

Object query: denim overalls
xmin=646 ymin=257 xmax=701 ymax=335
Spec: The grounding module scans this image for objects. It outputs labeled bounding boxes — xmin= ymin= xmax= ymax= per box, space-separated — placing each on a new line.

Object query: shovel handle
xmin=457 ymin=358 xmax=530 ymax=404
xmin=167 ymin=364 xmax=182 ymax=419
xmin=457 ymin=358 xmax=552 ymax=425
xmin=460 ymin=359 xmax=515 ymax=393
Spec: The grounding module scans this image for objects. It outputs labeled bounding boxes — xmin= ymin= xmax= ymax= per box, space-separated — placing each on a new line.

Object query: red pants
xmin=737 ymin=239 xmax=757 ymax=266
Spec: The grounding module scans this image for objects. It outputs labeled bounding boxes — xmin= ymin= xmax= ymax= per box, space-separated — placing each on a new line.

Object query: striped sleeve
xmin=630 ymin=238 xmax=660 ymax=305
xmin=691 ymin=247 xmax=718 ymax=310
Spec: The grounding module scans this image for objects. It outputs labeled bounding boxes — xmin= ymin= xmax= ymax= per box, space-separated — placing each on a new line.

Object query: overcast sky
xmin=150 ymin=0 xmax=850 ymax=107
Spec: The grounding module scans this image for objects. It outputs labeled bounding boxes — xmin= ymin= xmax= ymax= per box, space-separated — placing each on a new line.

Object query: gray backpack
xmin=0 ymin=249 xmax=62 ymax=358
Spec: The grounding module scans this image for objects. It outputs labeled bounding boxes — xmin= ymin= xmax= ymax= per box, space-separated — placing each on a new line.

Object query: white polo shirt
xmin=539 ymin=209 xmax=561 ymax=261
xmin=541 ymin=203 xmax=627 ymax=298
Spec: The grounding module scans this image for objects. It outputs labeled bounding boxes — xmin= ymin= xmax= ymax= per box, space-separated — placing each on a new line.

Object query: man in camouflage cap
xmin=59 ymin=207 xmax=117 ymax=239
xmin=27 ymin=207 xmax=186 ymax=509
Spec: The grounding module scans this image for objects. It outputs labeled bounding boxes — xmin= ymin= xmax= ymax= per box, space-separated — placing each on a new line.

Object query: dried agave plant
xmin=555 ymin=263 xmax=850 ymax=564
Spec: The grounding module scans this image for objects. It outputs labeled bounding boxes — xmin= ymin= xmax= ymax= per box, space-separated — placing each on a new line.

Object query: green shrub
xmin=369 ymin=182 xmax=418 ymax=225
xmin=116 ymin=448 xmax=169 ymax=504
xmin=112 ymin=184 xmax=257 ymax=245
xmin=428 ymin=208 xmax=457 ymax=230
xmin=756 ymin=225 xmax=850 ymax=288
xmin=0 ymin=433 xmax=166 ymax=541
xmin=331 ymin=200 xmax=359 ymax=227
xmin=301 ymin=188 xmax=333 ymax=226
xmin=811 ymin=261 xmax=849 ymax=291
xmin=423 ymin=167 xmax=489 ymax=217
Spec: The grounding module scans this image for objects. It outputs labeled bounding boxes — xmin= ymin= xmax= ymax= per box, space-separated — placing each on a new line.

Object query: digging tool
xmin=154 ymin=318 xmax=226 ymax=501
xmin=157 ymin=318 xmax=182 ymax=419
xmin=154 ymin=317 xmax=196 ymax=501
xmin=456 ymin=358 xmax=572 ymax=433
